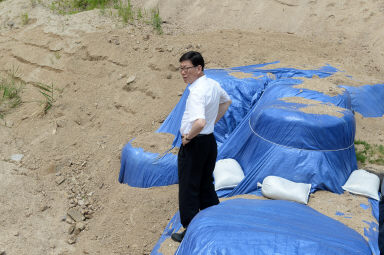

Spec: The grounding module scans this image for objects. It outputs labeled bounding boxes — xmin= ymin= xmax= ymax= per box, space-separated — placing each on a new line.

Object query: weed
xmin=54 ymin=52 xmax=61 ymax=59
xmin=34 ymin=82 xmax=54 ymax=114
xmin=0 ymin=67 xmax=24 ymax=118
xmin=21 ymin=13 xmax=29 ymax=25
xmin=355 ymin=140 xmax=384 ymax=166
xmin=137 ymin=7 xmax=142 ymax=20
xmin=118 ymin=1 xmax=134 ymax=24
xmin=47 ymin=0 xmax=164 ymax=33
xmin=150 ymin=7 xmax=162 ymax=34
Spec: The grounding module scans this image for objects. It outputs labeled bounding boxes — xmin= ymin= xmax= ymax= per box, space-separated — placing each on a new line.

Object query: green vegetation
xmin=0 ymin=67 xmax=23 ymax=119
xmin=117 ymin=1 xmax=134 ymax=24
xmin=21 ymin=13 xmax=29 ymax=25
xmin=150 ymin=7 xmax=162 ymax=34
xmin=48 ymin=0 xmax=163 ymax=33
xmin=33 ymin=82 xmax=54 ymax=114
xmin=355 ymin=140 xmax=384 ymax=165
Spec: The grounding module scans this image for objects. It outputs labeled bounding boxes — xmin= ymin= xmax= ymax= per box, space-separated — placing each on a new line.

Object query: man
xmin=171 ymin=51 xmax=232 ymax=242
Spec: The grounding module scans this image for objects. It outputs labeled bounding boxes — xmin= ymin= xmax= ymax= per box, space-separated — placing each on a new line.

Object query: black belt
xmin=182 ymin=133 xmax=212 ymax=139
xmin=196 ymin=133 xmax=212 ymax=137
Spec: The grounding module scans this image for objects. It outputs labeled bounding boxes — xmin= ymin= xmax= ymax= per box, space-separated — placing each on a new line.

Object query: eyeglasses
xmin=179 ymin=66 xmax=196 ymax=72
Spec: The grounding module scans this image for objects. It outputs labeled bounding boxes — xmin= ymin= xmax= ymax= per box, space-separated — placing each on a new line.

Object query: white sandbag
xmin=213 ymin=158 xmax=245 ymax=191
xmin=258 ymin=176 xmax=311 ymax=204
xmin=342 ymin=169 xmax=380 ymax=200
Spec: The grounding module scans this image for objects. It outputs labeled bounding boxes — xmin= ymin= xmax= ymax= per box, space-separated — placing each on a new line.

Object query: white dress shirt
xmin=180 ymin=75 xmax=231 ymax=135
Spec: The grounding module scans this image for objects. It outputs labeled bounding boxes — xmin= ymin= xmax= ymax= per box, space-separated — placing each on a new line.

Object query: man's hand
xmin=182 ymin=134 xmax=191 ymax=146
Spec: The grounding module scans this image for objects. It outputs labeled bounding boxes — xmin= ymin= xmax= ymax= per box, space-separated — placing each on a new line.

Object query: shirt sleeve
xmin=218 ymin=85 xmax=231 ymax=104
xmin=186 ymin=90 xmax=205 ymax=121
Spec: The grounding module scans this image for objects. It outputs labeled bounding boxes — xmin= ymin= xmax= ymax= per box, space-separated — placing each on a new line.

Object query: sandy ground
xmin=1 ymin=0 xmax=384 ymax=254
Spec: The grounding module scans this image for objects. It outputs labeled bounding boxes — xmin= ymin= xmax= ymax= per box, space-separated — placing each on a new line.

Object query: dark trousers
xmin=177 ymin=133 xmax=220 ymax=228
xmin=379 ymin=198 xmax=384 ymax=254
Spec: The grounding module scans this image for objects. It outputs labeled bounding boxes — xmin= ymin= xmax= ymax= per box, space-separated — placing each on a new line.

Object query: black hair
xmin=179 ymin=51 xmax=205 ymax=71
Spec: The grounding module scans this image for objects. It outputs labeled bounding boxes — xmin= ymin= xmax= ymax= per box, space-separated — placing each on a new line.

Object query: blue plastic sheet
xmin=175 ymin=199 xmax=371 ymax=255
xmin=118 ymin=63 xmax=383 ymax=255
xmin=119 ymin=64 xmax=357 ymax=189
xmin=118 ymin=142 xmax=178 ymax=187
xmin=341 ymin=84 xmax=384 ymax=117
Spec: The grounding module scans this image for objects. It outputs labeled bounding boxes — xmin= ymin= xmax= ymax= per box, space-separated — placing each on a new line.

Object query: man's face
xmin=179 ymin=60 xmax=202 ymax=84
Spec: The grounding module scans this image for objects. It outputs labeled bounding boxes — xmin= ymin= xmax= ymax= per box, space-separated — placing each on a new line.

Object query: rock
xmin=6 ymin=20 xmax=14 ymax=28
xmin=61 ymin=215 xmax=67 ymax=222
xmin=67 ymin=208 xmax=85 ymax=222
xmin=74 ymin=222 xmax=86 ymax=235
xmin=126 ymin=75 xmax=136 ymax=85
xmin=55 ymin=176 xmax=66 ymax=185
xmin=5 ymin=120 xmax=14 ymax=127
xmin=143 ymin=34 xmax=150 ymax=41
xmin=148 ymin=63 xmax=160 ymax=71
xmin=40 ymin=205 xmax=49 ymax=212
xmin=186 ymin=44 xmax=193 ymax=49
xmin=167 ymin=46 xmax=173 ymax=52
xmin=67 ymin=236 xmax=77 ymax=244
xmin=168 ymin=64 xmax=179 ymax=72
xmin=166 ymin=73 xmax=172 ymax=79
xmin=10 ymin=154 xmax=23 ymax=162
xmin=66 ymin=217 xmax=74 ymax=224
xmin=68 ymin=225 xmax=75 ymax=234
xmin=108 ymin=37 xmax=120 ymax=45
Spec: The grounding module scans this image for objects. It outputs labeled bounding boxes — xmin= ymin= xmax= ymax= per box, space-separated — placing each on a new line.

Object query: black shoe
xmin=171 ymin=229 xmax=186 ymax=243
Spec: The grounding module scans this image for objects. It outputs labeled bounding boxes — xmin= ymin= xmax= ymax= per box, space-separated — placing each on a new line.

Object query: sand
xmin=0 ymin=0 xmax=384 ymax=254
xmin=280 ymin=96 xmax=346 ymax=117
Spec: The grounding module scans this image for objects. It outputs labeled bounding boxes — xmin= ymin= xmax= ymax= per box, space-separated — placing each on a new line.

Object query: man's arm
xmin=183 ymin=119 xmax=206 ymax=145
xmin=215 ymin=100 xmax=232 ymax=124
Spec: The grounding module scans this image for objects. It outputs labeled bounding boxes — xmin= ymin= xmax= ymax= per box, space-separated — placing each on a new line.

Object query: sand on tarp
xmin=131 ymin=132 xmax=178 ymax=155
xmin=229 ymin=71 xmax=262 ymax=79
xmin=280 ymin=96 xmax=346 ymax=117
xmin=294 ymin=77 xmax=345 ymax=97
xmin=224 ymin=191 xmax=376 ymax=240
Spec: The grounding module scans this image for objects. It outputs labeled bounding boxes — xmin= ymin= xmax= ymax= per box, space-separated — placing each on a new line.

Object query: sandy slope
xmin=0 ymin=0 xmax=384 ymax=254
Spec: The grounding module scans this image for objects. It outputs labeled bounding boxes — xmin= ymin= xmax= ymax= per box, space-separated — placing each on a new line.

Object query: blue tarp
xmin=118 ymin=63 xmax=382 ymax=255
xmin=341 ymin=84 xmax=384 ymax=117
xmin=175 ymin=199 xmax=371 ymax=255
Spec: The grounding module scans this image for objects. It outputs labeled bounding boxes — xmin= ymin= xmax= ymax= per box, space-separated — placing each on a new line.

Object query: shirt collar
xmin=189 ymin=75 xmax=206 ymax=89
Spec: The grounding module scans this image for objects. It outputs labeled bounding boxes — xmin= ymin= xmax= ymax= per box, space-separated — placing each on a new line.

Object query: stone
xmin=67 ymin=236 xmax=77 ymax=244
xmin=126 ymin=76 xmax=136 ymax=85
xmin=10 ymin=154 xmax=23 ymax=162
xmin=67 ymin=208 xmax=85 ymax=222
xmin=168 ymin=64 xmax=179 ymax=72
xmin=74 ymin=222 xmax=86 ymax=235
xmin=40 ymin=205 xmax=49 ymax=212
xmin=55 ymin=176 xmax=66 ymax=185
xmin=143 ymin=34 xmax=150 ymax=41
xmin=5 ymin=120 xmax=14 ymax=127
xmin=6 ymin=20 xmax=14 ymax=28
xmin=68 ymin=225 xmax=75 ymax=234
xmin=166 ymin=73 xmax=172 ymax=79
